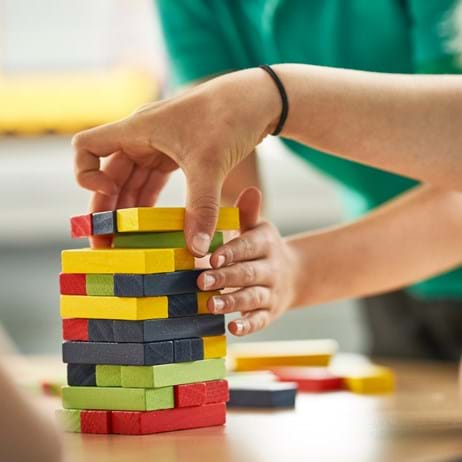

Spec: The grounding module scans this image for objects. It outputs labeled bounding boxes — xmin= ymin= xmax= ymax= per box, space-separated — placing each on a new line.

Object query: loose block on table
xmin=230 ymin=339 xmax=337 ymax=371
xmin=80 ymin=410 xmax=112 ymax=434
xmin=62 ymin=385 xmax=174 ymax=411
xmin=70 ymin=214 xmax=92 ymax=238
xmin=62 ymin=340 xmax=174 ymax=366
xmin=271 ymin=367 xmax=344 ymax=392
xmin=56 ymin=409 xmax=81 ymax=433
xmin=343 ymin=365 xmax=395 ymax=394
xmin=62 ymin=319 xmax=88 ymax=341
xmin=60 ymin=295 xmax=168 ymax=320
xmin=61 ymin=248 xmax=194 ymax=274
xmin=203 ymin=335 xmax=226 ymax=359
xmin=67 ymin=364 xmax=96 ymax=386
xmin=59 ymin=273 xmax=86 ymax=295
xmin=116 ymin=207 xmax=240 ymax=232
xmin=117 ymin=358 xmax=226 ymax=388
xmin=111 ymin=402 xmax=226 ymax=435
xmin=114 ymin=231 xmax=224 ymax=251
xmin=86 ymin=274 xmax=113 ymax=296
xmin=228 ymin=382 xmax=297 ymax=408
xmin=92 ymin=211 xmax=116 ymax=235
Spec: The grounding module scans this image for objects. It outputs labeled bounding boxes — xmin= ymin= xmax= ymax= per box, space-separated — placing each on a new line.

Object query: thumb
xmin=235 ymin=186 xmax=262 ymax=232
xmin=184 ymin=166 xmax=224 ymax=257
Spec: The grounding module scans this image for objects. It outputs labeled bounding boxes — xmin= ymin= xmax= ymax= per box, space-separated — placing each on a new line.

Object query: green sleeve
xmin=407 ymin=0 xmax=462 ymax=73
xmin=156 ymin=0 xmax=239 ymax=86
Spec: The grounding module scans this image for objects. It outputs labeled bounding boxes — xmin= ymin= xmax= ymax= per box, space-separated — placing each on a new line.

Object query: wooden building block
xmin=117 ymin=207 xmax=239 ymax=232
xmin=168 ymin=293 xmax=198 ymax=317
xmin=205 ymin=379 xmax=229 ymax=404
xmin=86 ymin=274 xmax=114 ymax=296
xmin=80 ymin=410 xmax=111 ymax=434
xmin=203 ymin=335 xmax=227 ymax=359
xmin=60 ymin=295 xmax=168 ymax=320
xmin=96 ymin=365 xmax=122 ymax=387
xmin=175 ymin=382 xmax=206 ymax=408
xmin=114 ymin=231 xmax=224 ymax=251
xmin=59 ymin=273 xmax=86 ymax=295
xmin=92 ymin=211 xmax=116 ymax=235
xmin=230 ymin=339 xmax=337 ymax=371
xmin=70 ymin=214 xmax=92 ymax=238
xmin=114 ymin=274 xmax=143 ymax=297
xmin=61 ymin=248 xmax=193 ymax=274
xmin=110 ymin=315 xmax=225 ymax=343
xmin=173 ymin=338 xmax=204 ymax=363
xmin=62 ymin=385 xmax=174 ymax=411
xmin=62 ymin=319 xmax=88 ymax=341
xmin=143 ymin=269 xmax=202 ymax=296
xmin=67 ymin=364 xmax=96 ymax=386
xmin=228 ymin=382 xmax=297 ymax=408
xmin=271 ymin=367 xmax=344 ymax=392
xmin=343 ymin=365 xmax=395 ymax=394
xmin=120 ymin=358 xmax=226 ymax=388
xmin=111 ymin=402 xmax=226 ymax=435
xmin=56 ymin=409 xmax=81 ymax=433
xmin=62 ymin=341 xmax=174 ymax=366
xmin=87 ymin=319 xmax=114 ymax=342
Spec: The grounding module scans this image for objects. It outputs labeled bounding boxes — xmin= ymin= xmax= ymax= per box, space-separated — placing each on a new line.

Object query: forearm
xmin=270 ymin=64 xmax=462 ymax=189
xmin=287 ymin=185 xmax=462 ymax=307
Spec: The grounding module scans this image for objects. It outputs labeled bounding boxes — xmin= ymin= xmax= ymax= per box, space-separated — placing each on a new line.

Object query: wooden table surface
xmin=19 ymin=355 xmax=462 ymax=462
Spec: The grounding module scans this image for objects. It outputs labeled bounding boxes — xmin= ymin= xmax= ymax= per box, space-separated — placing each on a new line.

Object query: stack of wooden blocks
xmin=56 ymin=207 xmax=239 ymax=435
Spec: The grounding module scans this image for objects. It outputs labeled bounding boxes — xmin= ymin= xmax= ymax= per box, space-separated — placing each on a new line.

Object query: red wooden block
xmin=70 ymin=214 xmax=92 ymax=238
xmin=205 ymin=379 xmax=229 ymax=404
xmin=81 ymin=410 xmax=112 ymax=434
xmin=111 ymin=402 xmax=226 ymax=435
xmin=271 ymin=367 xmax=344 ymax=392
xmin=62 ymin=319 xmax=88 ymax=341
xmin=59 ymin=273 xmax=86 ymax=295
xmin=175 ymin=382 xmax=206 ymax=408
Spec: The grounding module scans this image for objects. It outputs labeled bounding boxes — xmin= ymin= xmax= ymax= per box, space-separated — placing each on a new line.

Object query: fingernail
xmin=192 ymin=233 xmax=211 ymax=256
xmin=234 ymin=320 xmax=245 ymax=335
xmin=203 ymin=273 xmax=216 ymax=290
xmin=212 ymin=297 xmax=225 ymax=313
xmin=216 ymin=255 xmax=226 ymax=268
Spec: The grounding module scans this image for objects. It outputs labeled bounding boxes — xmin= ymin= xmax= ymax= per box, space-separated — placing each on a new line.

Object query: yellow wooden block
xmin=203 ymin=335 xmax=227 ymax=359
xmin=60 ymin=295 xmax=168 ymax=320
xmin=117 ymin=207 xmax=240 ymax=232
xmin=61 ymin=248 xmax=194 ymax=274
xmin=230 ymin=340 xmax=337 ymax=371
xmin=343 ymin=365 xmax=395 ymax=394
xmin=197 ymin=291 xmax=220 ymax=314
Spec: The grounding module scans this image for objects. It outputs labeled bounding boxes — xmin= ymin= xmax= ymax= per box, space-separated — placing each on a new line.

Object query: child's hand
xmin=198 ymin=187 xmax=299 ymax=336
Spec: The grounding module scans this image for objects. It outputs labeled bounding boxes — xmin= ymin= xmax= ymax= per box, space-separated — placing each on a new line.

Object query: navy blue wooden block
xmin=111 ymin=315 xmax=225 ymax=343
xmin=88 ymin=319 xmax=114 ymax=342
xmin=168 ymin=293 xmax=198 ymax=317
xmin=92 ymin=211 xmax=116 ymax=235
xmin=190 ymin=337 xmax=204 ymax=361
xmin=173 ymin=338 xmax=193 ymax=362
xmin=62 ymin=341 xmax=174 ymax=365
xmin=227 ymin=383 xmax=297 ymax=408
xmin=67 ymin=364 xmax=96 ymax=386
xmin=114 ymin=274 xmax=144 ymax=297
xmin=143 ymin=270 xmax=203 ymax=296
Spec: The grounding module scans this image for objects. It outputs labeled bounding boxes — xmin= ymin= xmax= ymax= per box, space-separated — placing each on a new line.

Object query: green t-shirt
xmin=157 ymin=0 xmax=462 ymax=299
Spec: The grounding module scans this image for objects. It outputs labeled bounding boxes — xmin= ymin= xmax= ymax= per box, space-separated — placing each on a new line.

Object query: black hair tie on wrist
xmin=259 ymin=64 xmax=289 ymax=136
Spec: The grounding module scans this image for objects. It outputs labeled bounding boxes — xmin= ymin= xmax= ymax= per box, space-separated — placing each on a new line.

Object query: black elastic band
xmin=259 ymin=64 xmax=289 ymax=136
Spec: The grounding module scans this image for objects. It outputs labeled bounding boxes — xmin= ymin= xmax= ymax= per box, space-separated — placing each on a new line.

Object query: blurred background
xmin=0 ymin=0 xmax=366 ymax=355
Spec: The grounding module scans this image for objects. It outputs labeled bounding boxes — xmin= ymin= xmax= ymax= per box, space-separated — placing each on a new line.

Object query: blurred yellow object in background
xmin=0 ymin=68 xmax=157 ymax=134
xmin=343 ymin=365 xmax=395 ymax=394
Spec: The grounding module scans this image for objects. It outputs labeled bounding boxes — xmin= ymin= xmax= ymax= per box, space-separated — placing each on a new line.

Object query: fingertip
xmin=210 ymin=252 xmax=226 ymax=269
xmin=228 ymin=319 xmax=248 ymax=336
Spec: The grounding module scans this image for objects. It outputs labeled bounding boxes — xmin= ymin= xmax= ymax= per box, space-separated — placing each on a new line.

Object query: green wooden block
xmin=121 ymin=358 xmax=226 ymax=388
xmin=62 ymin=385 xmax=174 ymax=411
xmin=113 ymin=231 xmax=224 ymax=251
xmin=96 ymin=365 xmax=121 ymax=387
xmin=55 ymin=409 xmax=81 ymax=433
xmin=86 ymin=274 xmax=114 ymax=296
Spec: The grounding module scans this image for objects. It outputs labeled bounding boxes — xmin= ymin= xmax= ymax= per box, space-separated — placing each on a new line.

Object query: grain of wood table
xmin=14 ymin=355 xmax=462 ymax=462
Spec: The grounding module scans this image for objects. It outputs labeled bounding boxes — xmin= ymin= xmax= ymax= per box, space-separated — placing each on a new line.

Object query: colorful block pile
xmin=56 ymin=207 xmax=239 ymax=435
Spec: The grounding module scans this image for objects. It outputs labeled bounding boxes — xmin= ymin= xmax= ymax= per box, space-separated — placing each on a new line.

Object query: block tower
xmin=56 ymin=207 xmax=239 ymax=435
